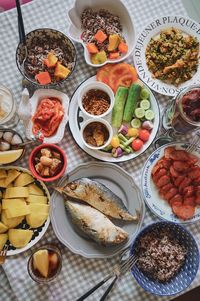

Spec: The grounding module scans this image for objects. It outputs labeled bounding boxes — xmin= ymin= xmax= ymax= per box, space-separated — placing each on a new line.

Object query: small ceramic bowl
xmin=29 ymin=143 xmax=67 ymax=182
xmin=78 ymin=81 xmax=115 ymax=118
xmin=67 ymin=0 xmax=135 ymax=67
xmin=130 ymin=221 xmax=199 ymax=296
xmin=80 ymin=118 xmax=113 ymax=150
xmin=16 ymin=28 xmax=76 ymax=87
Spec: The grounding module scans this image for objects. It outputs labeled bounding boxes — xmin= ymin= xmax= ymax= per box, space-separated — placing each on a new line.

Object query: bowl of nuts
xmin=29 ymin=144 xmax=67 ymax=182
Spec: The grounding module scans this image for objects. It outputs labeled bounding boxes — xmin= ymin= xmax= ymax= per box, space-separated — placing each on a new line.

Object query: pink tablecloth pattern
xmin=0 ymin=0 xmax=199 ymax=300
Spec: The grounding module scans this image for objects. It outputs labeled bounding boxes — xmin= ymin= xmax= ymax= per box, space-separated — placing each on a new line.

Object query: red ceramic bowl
xmin=29 ymin=143 xmax=67 ymax=182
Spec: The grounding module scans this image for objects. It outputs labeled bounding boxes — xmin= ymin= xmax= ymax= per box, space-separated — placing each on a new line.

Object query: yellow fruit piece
xmin=28 ymin=203 xmax=50 ymax=215
xmin=33 ymin=249 xmax=49 ymax=278
xmin=127 ymin=128 xmax=139 ymax=137
xmin=14 ymin=172 xmax=34 ymax=187
xmin=8 ymin=229 xmax=33 ymax=248
xmin=110 ymin=136 xmax=120 ymax=148
xmin=54 ymin=63 xmax=71 ymax=79
xmin=91 ymin=51 xmax=107 ymax=64
xmin=26 ymin=195 xmax=48 ymax=204
xmin=0 ymin=179 xmax=6 ymax=188
xmin=27 ymin=184 xmax=44 ymax=196
xmin=0 ymin=233 xmax=8 ymax=251
xmin=5 ymin=170 xmax=21 ymax=187
xmin=5 ymin=203 xmax=30 ymax=218
xmin=4 ymin=187 xmax=29 ymax=198
xmin=0 ymin=221 xmax=8 ymax=234
xmin=0 ymin=149 xmax=23 ymax=164
xmin=47 ymin=52 xmax=58 ymax=67
xmin=0 ymin=169 xmax=7 ymax=179
xmin=26 ymin=212 xmax=48 ymax=228
xmin=1 ymin=211 xmax=24 ymax=228
xmin=2 ymin=198 xmax=25 ymax=210
xmin=108 ymin=34 xmax=120 ymax=51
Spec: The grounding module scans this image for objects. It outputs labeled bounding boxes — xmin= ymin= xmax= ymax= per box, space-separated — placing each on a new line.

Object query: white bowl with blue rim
xmin=141 ymin=142 xmax=200 ymax=224
xmin=130 ymin=221 xmax=199 ymax=296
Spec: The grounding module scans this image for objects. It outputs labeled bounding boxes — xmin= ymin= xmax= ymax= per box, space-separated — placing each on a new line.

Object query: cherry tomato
xmin=132 ymin=139 xmax=143 ymax=151
xmin=139 ymin=129 xmax=150 ymax=142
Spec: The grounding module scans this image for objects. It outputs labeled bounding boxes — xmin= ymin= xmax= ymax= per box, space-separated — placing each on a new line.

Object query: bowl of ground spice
xmin=78 ymin=81 xmax=114 ymax=118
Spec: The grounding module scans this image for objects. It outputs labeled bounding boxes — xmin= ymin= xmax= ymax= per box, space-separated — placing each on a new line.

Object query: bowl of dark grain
xmin=16 ymin=28 xmax=77 ymax=87
xmin=130 ymin=221 xmax=199 ymax=296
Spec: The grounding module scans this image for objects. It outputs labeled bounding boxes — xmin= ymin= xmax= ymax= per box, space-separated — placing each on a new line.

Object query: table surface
xmin=0 ymin=0 xmax=200 ymax=301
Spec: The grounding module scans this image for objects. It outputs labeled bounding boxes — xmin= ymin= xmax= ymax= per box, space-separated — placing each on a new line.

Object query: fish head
xmin=63 ymin=179 xmax=88 ymax=199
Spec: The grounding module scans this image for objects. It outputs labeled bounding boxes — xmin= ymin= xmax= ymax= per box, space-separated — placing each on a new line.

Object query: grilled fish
xmin=56 ymin=177 xmax=137 ymax=221
xmin=65 ymin=200 xmax=128 ymax=245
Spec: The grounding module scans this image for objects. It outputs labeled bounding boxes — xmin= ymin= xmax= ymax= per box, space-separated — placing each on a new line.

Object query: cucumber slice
xmin=140 ymin=99 xmax=150 ymax=110
xmin=145 ymin=109 xmax=155 ymax=120
xmin=140 ymin=88 xmax=150 ymax=100
xmin=135 ymin=108 xmax=145 ymax=119
xmin=131 ymin=118 xmax=141 ymax=128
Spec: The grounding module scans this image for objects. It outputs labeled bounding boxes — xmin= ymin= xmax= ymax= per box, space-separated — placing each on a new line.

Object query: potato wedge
xmin=0 ymin=221 xmax=8 ymax=234
xmin=14 ymin=173 xmax=34 ymax=187
xmin=4 ymin=187 xmax=29 ymax=198
xmin=0 ymin=233 xmax=8 ymax=251
xmin=1 ymin=211 xmax=24 ymax=229
xmin=27 ymin=184 xmax=44 ymax=196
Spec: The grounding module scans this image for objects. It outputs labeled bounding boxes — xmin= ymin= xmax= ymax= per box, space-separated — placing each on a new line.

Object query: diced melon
xmin=33 ymin=249 xmax=49 ymax=278
xmin=27 ymin=184 xmax=44 ymax=196
xmin=26 ymin=212 xmax=48 ymax=228
xmin=1 ymin=211 xmax=24 ymax=228
xmin=0 ymin=149 xmax=23 ymax=164
xmin=2 ymin=198 xmax=25 ymax=210
xmin=0 ymin=179 xmax=6 ymax=188
xmin=5 ymin=170 xmax=21 ymax=187
xmin=0 ymin=233 xmax=8 ymax=251
xmin=26 ymin=195 xmax=47 ymax=204
xmin=0 ymin=221 xmax=8 ymax=234
xmin=4 ymin=187 xmax=29 ymax=198
xmin=0 ymin=169 xmax=7 ymax=179
xmin=28 ymin=203 xmax=50 ymax=215
xmin=14 ymin=173 xmax=34 ymax=187
xmin=8 ymin=229 xmax=33 ymax=248
xmin=5 ymin=203 xmax=30 ymax=218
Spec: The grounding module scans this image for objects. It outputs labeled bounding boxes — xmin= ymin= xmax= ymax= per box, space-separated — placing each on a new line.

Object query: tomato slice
xmin=108 ymin=63 xmax=138 ymax=92
xmin=96 ymin=64 xmax=113 ymax=85
xmin=113 ymin=73 xmax=133 ymax=93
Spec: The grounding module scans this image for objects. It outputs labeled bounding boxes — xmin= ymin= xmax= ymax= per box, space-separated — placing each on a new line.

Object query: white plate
xmin=25 ymin=89 xmax=69 ymax=144
xmin=68 ymin=76 xmax=160 ymax=162
xmin=0 ymin=166 xmax=50 ymax=256
xmin=141 ymin=142 xmax=200 ymax=224
xmin=133 ymin=15 xmax=200 ymax=96
xmin=50 ymin=161 xmax=145 ymax=258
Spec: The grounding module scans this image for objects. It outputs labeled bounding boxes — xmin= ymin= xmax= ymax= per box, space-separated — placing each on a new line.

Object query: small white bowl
xmin=80 ymin=118 xmax=113 ymax=150
xmin=67 ymin=0 xmax=135 ymax=67
xmin=78 ymin=81 xmax=115 ymax=118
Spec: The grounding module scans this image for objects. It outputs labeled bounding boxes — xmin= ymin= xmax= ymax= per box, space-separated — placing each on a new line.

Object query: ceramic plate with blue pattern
xmin=141 ymin=142 xmax=200 ymax=224
xmin=130 ymin=221 xmax=199 ymax=296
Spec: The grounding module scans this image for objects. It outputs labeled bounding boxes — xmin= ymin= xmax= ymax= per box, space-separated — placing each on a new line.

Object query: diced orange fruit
xmin=35 ymin=72 xmax=51 ymax=85
xmin=118 ymin=41 xmax=128 ymax=53
xmin=94 ymin=30 xmax=107 ymax=43
xmin=86 ymin=43 xmax=99 ymax=54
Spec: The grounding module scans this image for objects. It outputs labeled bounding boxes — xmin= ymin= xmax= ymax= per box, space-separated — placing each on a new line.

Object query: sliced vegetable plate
xmin=68 ymin=75 xmax=159 ymax=162
xmin=141 ymin=142 xmax=200 ymax=224
xmin=50 ymin=161 xmax=145 ymax=258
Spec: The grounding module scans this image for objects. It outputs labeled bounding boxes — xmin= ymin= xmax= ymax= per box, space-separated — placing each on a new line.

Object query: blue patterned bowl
xmin=130 ymin=221 xmax=199 ymax=296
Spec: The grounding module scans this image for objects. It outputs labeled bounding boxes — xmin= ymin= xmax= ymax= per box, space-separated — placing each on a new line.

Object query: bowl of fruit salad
xmin=16 ymin=28 xmax=76 ymax=87
xmin=67 ymin=0 xmax=135 ymax=67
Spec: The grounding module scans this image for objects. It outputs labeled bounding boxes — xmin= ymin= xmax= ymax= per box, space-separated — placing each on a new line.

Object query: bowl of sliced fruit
xmin=67 ymin=0 xmax=135 ymax=67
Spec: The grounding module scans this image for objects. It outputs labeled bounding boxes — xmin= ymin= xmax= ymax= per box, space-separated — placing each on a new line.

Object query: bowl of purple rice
xmin=130 ymin=221 xmax=199 ymax=296
xmin=16 ymin=28 xmax=77 ymax=87
xmin=67 ymin=0 xmax=135 ymax=67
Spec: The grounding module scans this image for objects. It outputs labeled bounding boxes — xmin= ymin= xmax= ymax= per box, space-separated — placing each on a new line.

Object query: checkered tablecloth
xmin=0 ymin=0 xmax=200 ymax=300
